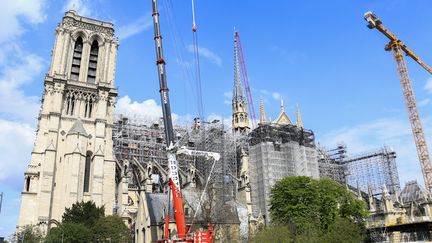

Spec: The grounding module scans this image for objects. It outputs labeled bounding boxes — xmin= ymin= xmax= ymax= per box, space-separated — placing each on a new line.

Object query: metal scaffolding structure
xmin=113 ymin=115 xmax=238 ymax=199
xmin=344 ymin=146 xmax=400 ymax=196
xmin=317 ymin=143 xmax=347 ymax=184
xmin=247 ymin=123 xmax=319 ymax=222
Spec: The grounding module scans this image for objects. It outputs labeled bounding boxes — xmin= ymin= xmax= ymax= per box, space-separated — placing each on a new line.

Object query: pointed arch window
xmin=87 ymin=40 xmax=99 ymax=83
xmin=83 ymin=151 xmax=92 ymax=193
xmin=71 ymin=37 xmax=83 ymax=81
xmin=66 ymin=94 xmax=76 ymax=116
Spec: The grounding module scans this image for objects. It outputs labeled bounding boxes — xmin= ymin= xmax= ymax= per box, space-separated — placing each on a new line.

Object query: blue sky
xmin=1 ymin=0 xmax=432 ymax=237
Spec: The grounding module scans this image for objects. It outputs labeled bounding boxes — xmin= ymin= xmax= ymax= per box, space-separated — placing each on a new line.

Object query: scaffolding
xmin=344 ymin=146 xmax=400 ymax=197
xmin=113 ymin=115 xmax=238 ymax=199
xmin=317 ymin=143 xmax=347 ymax=184
xmin=247 ymin=123 xmax=319 ymax=222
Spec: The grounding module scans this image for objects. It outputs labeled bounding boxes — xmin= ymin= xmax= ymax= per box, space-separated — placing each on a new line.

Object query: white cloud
xmin=187 ymin=45 xmax=222 ymax=67
xmin=0 ymin=54 xmax=45 ymax=123
xmin=117 ymin=14 xmax=153 ymax=40
xmin=63 ymin=0 xmax=92 ymax=17
xmin=0 ymin=0 xmax=46 ymax=44
xmin=115 ymin=95 xmax=186 ymax=123
xmin=425 ymin=77 xmax=432 ymax=93
xmin=272 ymin=92 xmax=281 ymax=100
xmin=0 ymin=119 xmax=35 ymax=186
xmin=319 ymin=117 xmax=425 ymax=186
xmin=0 ymin=0 xmax=47 ymax=237
xmin=116 ymin=96 xmax=163 ymax=119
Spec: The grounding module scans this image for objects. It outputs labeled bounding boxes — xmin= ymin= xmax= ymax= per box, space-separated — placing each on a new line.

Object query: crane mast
xmin=151 ymin=0 xmax=187 ymax=239
xmin=151 ymin=1 xmax=216 ymax=242
xmin=364 ymin=11 xmax=432 ymax=191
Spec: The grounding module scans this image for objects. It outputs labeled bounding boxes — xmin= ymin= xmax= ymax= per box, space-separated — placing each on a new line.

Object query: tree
xmin=269 ymin=176 xmax=368 ymax=240
xmin=93 ymin=215 xmax=131 ymax=243
xmin=62 ymin=200 xmax=105 ymax=228
xmin=11 ymin=225 xmax=44 ymax=243
xmin=46 ymin=201 xmax=132 ymax=242
xmin=322 ymin=217 xmax=366 ymax=243
xmin=45 ymin=223 xmax=92 ymax=243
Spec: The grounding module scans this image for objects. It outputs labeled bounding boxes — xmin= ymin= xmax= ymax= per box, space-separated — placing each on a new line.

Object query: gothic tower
xmin=17 ymin=10 xmax=119 ymax=229
xmin=232 ymin=34 xmax=250 ymax=134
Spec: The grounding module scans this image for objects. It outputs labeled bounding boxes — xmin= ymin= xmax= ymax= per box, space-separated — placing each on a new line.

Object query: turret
xmin=296 ymin=104 xmax=303 ymax=128
xmin=259 ymin=97 xmax=266 ymax=125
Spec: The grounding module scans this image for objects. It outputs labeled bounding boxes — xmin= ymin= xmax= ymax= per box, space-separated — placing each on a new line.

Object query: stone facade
xmin=17 ymin=10 xmax=119 ymax=229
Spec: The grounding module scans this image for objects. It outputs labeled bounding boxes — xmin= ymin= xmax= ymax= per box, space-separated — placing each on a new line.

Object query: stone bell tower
xmin=17 ymin=10 xmax=119 ymax=229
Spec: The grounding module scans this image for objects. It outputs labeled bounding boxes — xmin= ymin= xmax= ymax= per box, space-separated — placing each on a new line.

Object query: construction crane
xmin=364 ymin=11 xmax=432 ymax=191
xmin=151 ymin=0 xmax=216 ymax=241
xmin=235 ymin=31 xmax=257 ymax=129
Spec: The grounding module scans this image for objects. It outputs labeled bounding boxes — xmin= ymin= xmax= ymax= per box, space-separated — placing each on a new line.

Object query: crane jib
xmin=365 ymin=11 xmax=432 ymax=191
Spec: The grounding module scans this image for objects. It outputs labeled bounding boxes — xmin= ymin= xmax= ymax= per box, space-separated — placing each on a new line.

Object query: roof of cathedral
xmin=68 ymin=119 xmax=88 ymax=136
xmin=273 ymin=97 xmax=292 ymax=125
xmin=400 ymin=180 xmax=431 ymax=204
xmin=145 ymin=188 xmax=241 ymax=225
xmin=146 ymin=193 xmax=174 ymax=225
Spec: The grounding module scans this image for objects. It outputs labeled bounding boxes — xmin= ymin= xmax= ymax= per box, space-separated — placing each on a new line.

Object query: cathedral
xmin=17 ymin=9 xmax=320 ymax=243
xmin=17 ymin=10 xmax=119 ymax=229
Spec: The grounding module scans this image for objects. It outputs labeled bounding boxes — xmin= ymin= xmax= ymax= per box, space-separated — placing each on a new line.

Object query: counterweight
xmin=364 ymin=11 xmax=432 ymax=191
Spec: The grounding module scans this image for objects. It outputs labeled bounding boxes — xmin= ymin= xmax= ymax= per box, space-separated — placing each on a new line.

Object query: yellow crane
xmin=364 ymin=11 xmax=432 ymax=191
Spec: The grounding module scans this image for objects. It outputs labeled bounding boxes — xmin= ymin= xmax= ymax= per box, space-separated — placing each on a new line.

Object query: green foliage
xmin=250 ymin=225 xmax=293 ymax=243
xmin=45 ymin=223 xmax=92 ymax=243
xmin=11 ymin=225 xmax=44 ymax=243
xmin=322 ymin=217 xmax=366 ymax=243
xmin=251 ymin=224 xmax=322 ymax=243
xmin=46 ymin=201 xmax=131 ymax=243
xmin=93 ymin=215 xmax=131 ymax=243
xmin=62 ymin=200 xmax=105 ymax=227
xmin=268 ymin=176 xmax=368 ymax=241
xmin=252 ymin=218 xmax=365 ymax=243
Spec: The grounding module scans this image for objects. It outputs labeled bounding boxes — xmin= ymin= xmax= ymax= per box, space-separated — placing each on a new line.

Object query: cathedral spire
xmin=274 ymin=96 xmax=292 ymax=125
xmin=296 ymin=104 xmax=303 ymax=128
xmin=233 ymin=32 xmax=244 ymax=103
xmin=232 ymin=31 xmax=250 ymax=134
xmin=280 ymin=96 xmax=284 ymax=112
xmin=259 ymin=97 xmax=266 ymax=125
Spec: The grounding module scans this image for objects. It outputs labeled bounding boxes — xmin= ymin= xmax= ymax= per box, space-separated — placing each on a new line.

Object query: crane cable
xmin=163 ymin=0 xmax=198 ymax=124
xmin=191 ymin=0 xmax=204 ymax=120
xmin=187 ymin=157 xmax=217 ymax=233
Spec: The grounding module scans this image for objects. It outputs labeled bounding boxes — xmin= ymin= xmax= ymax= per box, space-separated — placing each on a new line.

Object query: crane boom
xmin=365 ymin=12 xmax=432 ymax=74
xmin=151 ymin=0 xmax=187 ymax=238
xmin=364 ymin=11 xmax=432 ymax=191
xmin=151 ymin=1 xmax=216 ymax=241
